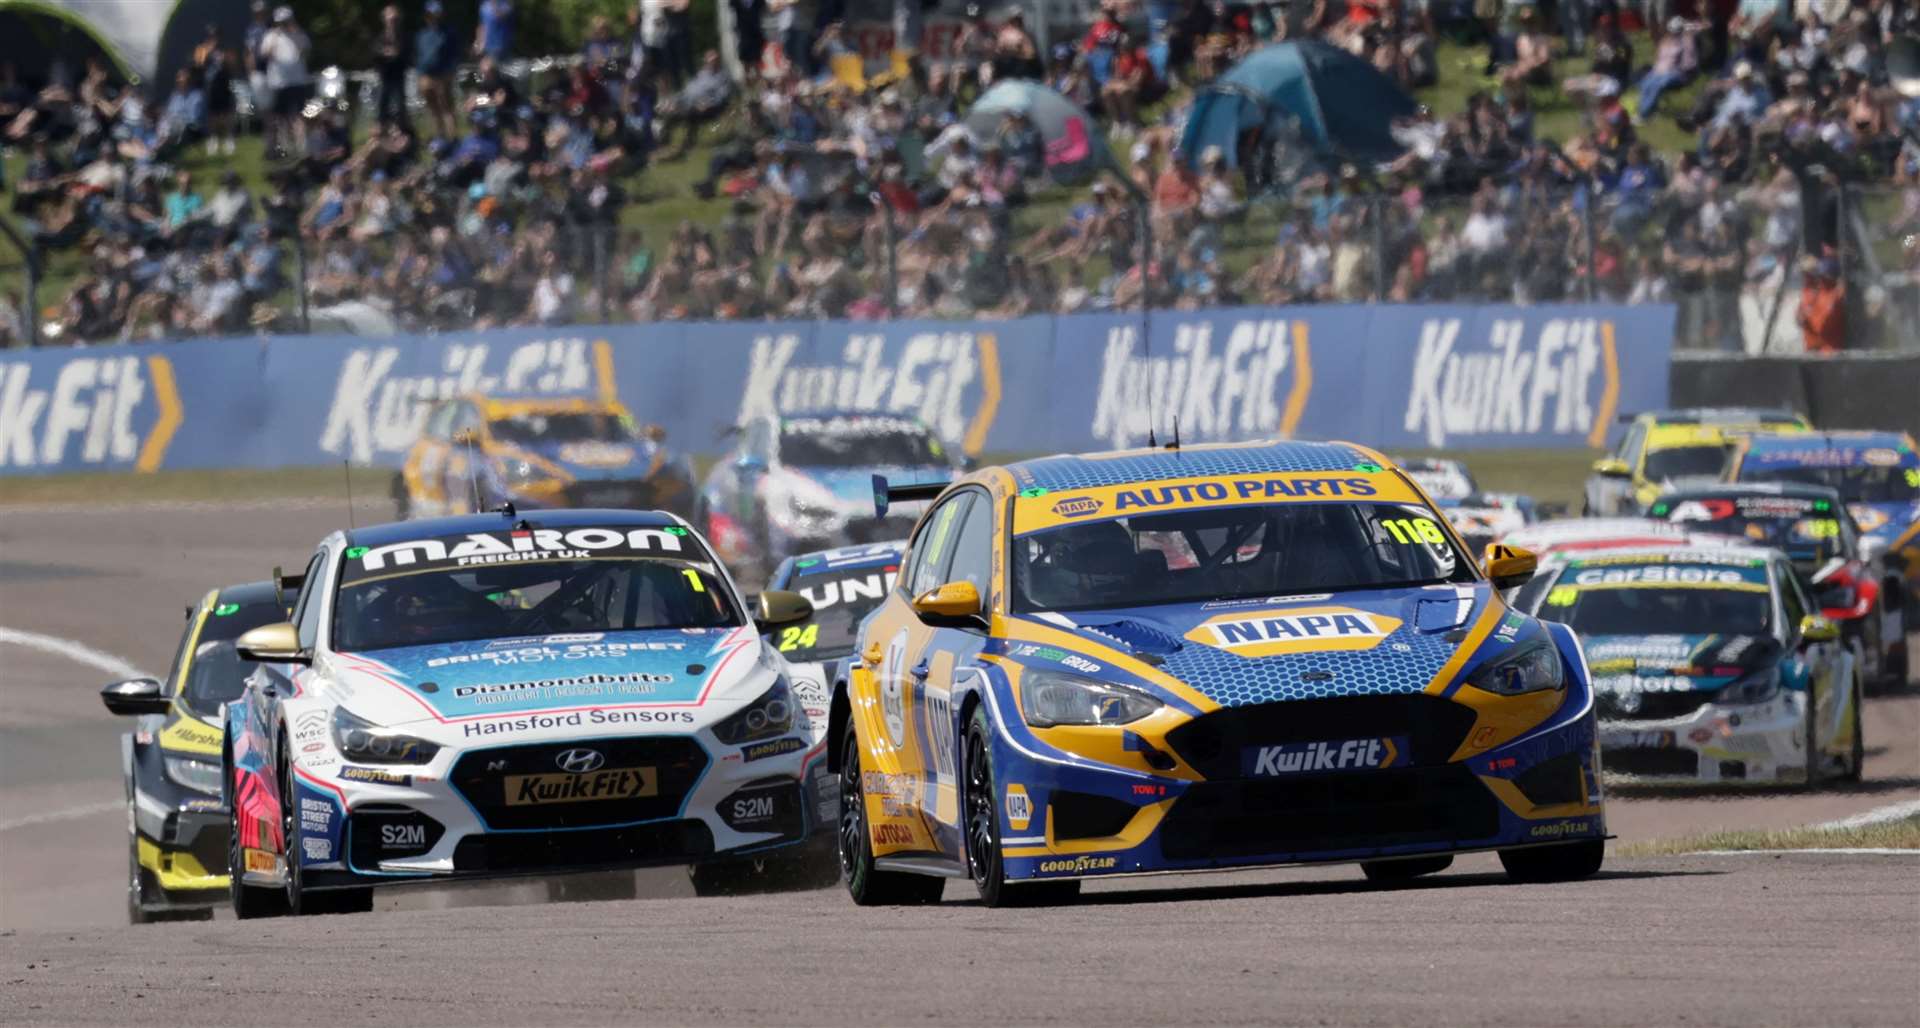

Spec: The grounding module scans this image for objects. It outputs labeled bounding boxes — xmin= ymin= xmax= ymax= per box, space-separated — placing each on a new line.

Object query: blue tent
xmin=1178 ymin=41 xmax=1417 ymax=169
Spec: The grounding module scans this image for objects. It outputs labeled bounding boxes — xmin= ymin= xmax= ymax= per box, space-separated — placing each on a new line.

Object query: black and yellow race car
xmin=100 ymin=579 xmax=299 ymax=923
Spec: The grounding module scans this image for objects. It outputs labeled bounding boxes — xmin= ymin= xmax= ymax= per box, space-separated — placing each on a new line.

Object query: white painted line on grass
xmin=0 ymin=626 xmax=148 ymax=680
xmin=1814 ymin=798 xmax=1920 ymax=831
xmin=0 ymin=800 xmax=124 ymax=833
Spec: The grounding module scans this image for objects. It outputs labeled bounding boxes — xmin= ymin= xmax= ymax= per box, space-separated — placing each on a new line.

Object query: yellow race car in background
xmin=1584 ymin=408 xmax=1811 ymax=516
xmin=394 ymin=394 xmax=695 ymax=518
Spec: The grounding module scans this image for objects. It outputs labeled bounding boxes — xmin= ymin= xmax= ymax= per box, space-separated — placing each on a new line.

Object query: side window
xmin=946 ymin=490 xmax=996 ymax=602
xmin=906 ymin=495 xmax=972 ymax=598
xmin=1620 ymin=423 xmax=1647 ymax=466
xmin=1778 ymin=562 xmax=1807 ymax=637
xmin=290 ymin=551 xmax=329 ymax=650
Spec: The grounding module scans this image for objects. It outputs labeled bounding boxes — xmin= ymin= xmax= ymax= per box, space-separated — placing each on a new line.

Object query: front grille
xmin=450 ymin=736 xmax=709 ymax=831
xmin=452 ymin=819 xmax=714 ymax=872
xmin=187 ymin=823 xmax=229 ymax=876
xmin=1050 ymin=791 xmax=1139 ymax=840
xmin=1512 ymin=752 xmax=1585 ymax=807
xmin=1603 ymin=747 xmax=1699 ymax=778
xmin=1164 ymin=694 xmax=1479 ymax=779
xmin=1159 ymin=764 xmax=1499 ymax=859
xmin=1596 ymin=691 xmax=1710 ymax=721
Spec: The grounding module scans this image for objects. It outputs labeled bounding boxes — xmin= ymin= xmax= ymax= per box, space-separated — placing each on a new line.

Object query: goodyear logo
xmin=1037 ymin=855 xmax=1118 ymax=875
xmin=741 ymin=737 xmax=807 ymax=762
xmin=338 ymin=765 xmax=412 ymax=786
xmin=1245 ymin=736 xmax=1407 ymax=776
xmin=1051 ymin=496 xmax=1103 ymax=519
xmin=1186 ymin=606 xmax=1403 ymax=658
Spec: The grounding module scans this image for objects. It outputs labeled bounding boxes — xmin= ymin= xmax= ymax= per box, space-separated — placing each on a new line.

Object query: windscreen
xmin=1739 ymin=463 xmax=1920 ymax=504
xmin=1012 ymin=501 xmax=1474 ymax=613
xmin=779 ymin=417 xmax=944 ymax=468
xmin=176 ymin=597 xmax=296 ymax=717
xmin=1655 ymin=495 xmax=1847 ymax=563
xmin=773 ymin=561 xmax=899 ymax=662
xmin=488 ymin=412 xmax=630 ymax=447
xmin=1643 ymin=445 xmax=1730 ymax=483
xmin=1539 ymin=559 xmax=1772 ymax=635
xmin=333 ymin=526 xmax=736 ymax=651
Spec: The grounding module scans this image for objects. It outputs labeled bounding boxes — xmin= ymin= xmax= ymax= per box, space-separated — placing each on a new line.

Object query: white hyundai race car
xmin=222 ymin=508 xmax=831 ymax=916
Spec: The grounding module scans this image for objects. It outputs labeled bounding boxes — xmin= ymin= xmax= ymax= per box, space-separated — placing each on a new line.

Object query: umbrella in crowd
xmin=1179 ymin=40 xmax=1417 ymax=170
xmin=965 ymin=79 xmax=1111 ymax=187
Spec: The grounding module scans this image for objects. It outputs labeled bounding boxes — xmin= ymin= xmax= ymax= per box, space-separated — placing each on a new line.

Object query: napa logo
xmin=1186 ymin=606 xmax=1403 ymax=657
xmin=1051 ymin=496 xmax=1103 ymax=519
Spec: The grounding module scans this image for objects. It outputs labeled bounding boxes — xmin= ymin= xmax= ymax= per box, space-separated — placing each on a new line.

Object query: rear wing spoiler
xmin=872 ymin=475 xmax=947 ymax=518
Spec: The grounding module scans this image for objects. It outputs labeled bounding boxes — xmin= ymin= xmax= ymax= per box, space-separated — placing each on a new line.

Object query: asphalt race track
xmin=4 ymin=499 xmax=1919 ymax=1025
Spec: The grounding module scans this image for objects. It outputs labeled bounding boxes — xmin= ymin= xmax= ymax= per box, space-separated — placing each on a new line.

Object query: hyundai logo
xmin=555 ymin=748 xmax=605 ymax=774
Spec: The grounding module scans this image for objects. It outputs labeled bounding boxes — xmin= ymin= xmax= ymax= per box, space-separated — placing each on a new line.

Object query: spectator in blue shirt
xmin=476 ymin=0 xmax=515 ymax=61
xmin=157 ymin=69 xmax=206 ymax=152
xmin=415 ymin=1 xmax=458 ymax=139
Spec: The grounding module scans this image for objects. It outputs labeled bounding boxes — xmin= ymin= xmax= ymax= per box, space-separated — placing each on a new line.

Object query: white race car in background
xmin=223 ymin=508 xmax=836 ymax=917
xmin=1395 ymin=456 xmax=1540 ymax=557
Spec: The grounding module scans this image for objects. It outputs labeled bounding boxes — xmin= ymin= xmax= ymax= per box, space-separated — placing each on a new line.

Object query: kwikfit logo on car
xmin=1243 ymin=736 xmax=1408 ymax=776
xmin=1402 ymin=317 xmax=1612 ymax=448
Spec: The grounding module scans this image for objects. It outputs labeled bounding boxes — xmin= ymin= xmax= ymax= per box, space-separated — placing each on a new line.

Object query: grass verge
xmin=1617 ymin=814 xmax=1920 ymax=857
xmin=0 ymin=448 xmax=1599 ymax=507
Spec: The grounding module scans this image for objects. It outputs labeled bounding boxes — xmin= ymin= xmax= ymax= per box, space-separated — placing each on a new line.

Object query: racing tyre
xmin=227 ymin=810 xmax=288 ymax=920
xmin=963 ymin=706 xmax=1081 ymax=909
xmin=838 ymin=719 xmax=945 ymax=906
xmin=1359 ymin=855 xmax=1454 ymax=883
xmin=127 ymin=821 xmax=212 ymax=923
xmin=278 ymin=745 xmax=374 ymax=917
xmin=1499 ymin=840 xmax=1604 ymax=883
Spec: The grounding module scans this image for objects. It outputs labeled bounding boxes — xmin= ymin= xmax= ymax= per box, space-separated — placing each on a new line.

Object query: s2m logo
xmin=380 ymin=824 xmax=426 ymax=848
xmin=732 ymin=796 xmax=775 ymax=820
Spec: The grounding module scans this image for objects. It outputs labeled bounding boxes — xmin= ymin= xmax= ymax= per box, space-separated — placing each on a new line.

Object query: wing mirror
xmin=235 ymin=622 xmax=311 ymax=665
xmin=1798 ymin=614 xmax=1840 ymax=643
xmin=755 ymin=590 xmax=815 ymax=631
xmin=911 ymin=580 xmax=984 ymax=626
xmin=1481 ymin=545 xmax=1539 ymax=592
xmin=99 ymin=677 xmax=170 ymax=716
xmin=1590 ymin=457 xmax=1631 ymax=479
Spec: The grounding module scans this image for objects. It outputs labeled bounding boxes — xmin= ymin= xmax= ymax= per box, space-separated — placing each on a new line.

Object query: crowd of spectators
xmin=3 ymin=0 xmax=1920 ymax=351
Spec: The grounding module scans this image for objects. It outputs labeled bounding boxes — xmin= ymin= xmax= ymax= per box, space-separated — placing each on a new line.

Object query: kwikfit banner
xmin=0 ymin=304 xmax=1674 ymax=476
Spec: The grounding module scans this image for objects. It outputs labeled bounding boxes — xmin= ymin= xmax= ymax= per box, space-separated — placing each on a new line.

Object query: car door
xmin=859 ymin=490 xmax=973 ymax=859
xmin=1779 ymin=557 xmax=1848 ymax=762
xmin=909 ymin=487 xmax=996 ymax=854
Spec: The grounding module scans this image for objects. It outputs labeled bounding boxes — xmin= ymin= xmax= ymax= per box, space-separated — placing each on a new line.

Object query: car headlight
xmin=1019 ymin=670 xmax=1162 ymax=727
xmin=1467 ymin=641 xmax=1566 ymax=696
xmin=1714 ymin=666 xmax=1781 ymax=705
xmin=506 ymin=459 xmax=557 ymax=484
xmin=331 ymin=707 xmax=440 ymax=765
xmin=711 ymin=679 xmax=794 ymax=745
xmin=164 ymin=756 xmax=223 ymax=796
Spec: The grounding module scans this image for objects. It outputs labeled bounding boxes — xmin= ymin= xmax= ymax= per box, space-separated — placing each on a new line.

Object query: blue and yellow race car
xmin=1729 ymin=430 xmax=1919 ymax=681
xmin=833 ymin=441 xmax=1604 ymax=907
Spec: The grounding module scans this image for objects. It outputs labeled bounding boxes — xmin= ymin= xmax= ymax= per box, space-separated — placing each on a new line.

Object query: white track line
xmin=1814 ymin=798 xmax=1920 ymax=831
xmin=0 ymin=801 xmax=124 ymax=833
xmin=0 ymin=626 xmax=149 ymax=680
xmin=1691 ymin=848 xmax=1919 ymax=857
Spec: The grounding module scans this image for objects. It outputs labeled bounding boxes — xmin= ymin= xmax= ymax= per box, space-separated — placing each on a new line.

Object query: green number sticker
xmin=777 ymin=624 xmax=819 ymax=652
xmin=346 ymin=546 xmax=369 ymax=559
xmin=1546 ymin=586 xmax=1578 ymax=607
xmin=212 ymin=603 xmax=240 ymax=616
xmin=1382 ymin=517 xmax=1447 ymax=546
